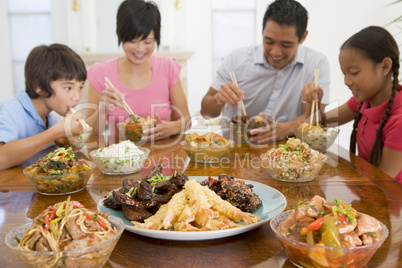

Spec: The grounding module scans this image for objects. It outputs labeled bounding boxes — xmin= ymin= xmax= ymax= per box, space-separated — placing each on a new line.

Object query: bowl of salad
xmin=90 ymin=140 xmax=150 ymax=175
xmin=54 ymin=126 xmax=93 ymax=151
xmin=270 ymin=196 xmax=389 ymax=268
xmin=295 ymin=123 xmax=340 ymax=152
xmin=261 ymin=137 xmax=326 ymax=182
xmin=23 ymin=147 xmax=94 ymax=195
xmin=5 ymin=198 xmax=125 ymax=268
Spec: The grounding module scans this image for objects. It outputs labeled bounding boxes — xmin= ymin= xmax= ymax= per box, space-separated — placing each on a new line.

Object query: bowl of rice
xmin=89 ymin=140 xmax=150 ymax=175
xmin=261 ymin=137 xmax=327 ymax=182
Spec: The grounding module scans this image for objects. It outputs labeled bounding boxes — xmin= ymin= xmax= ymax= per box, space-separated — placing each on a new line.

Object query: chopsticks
xmin=104 ymin=77 xmax=135 ymax=116
xmin=229 ymin=71 xmax=247 ymax=116
xmin=69 ymin=107 xmax=90 ymax=130
xmin=310 ymin=69 xmax=320 ymax=127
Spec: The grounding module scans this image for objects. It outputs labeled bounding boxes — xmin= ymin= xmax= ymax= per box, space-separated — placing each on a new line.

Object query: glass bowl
xmin=295 ymin=127 xmax=340 ymax=152
xmin=54 ymin=127 xmax=93 ymax=151
xmin=23 ymin=160 xmax=95 ymax=195
xmin=180 ymin=140 xmax=233 ymax=163
xmin=260 ymin=153 xmax=327 ymax=182
xmin=89 ymin=147 xmax=150 ymax=175
xmin=5 ymin=215 xmax=124 ymax=268
xmin=117 ymin=119 xmax=155 ymax=142
xmin=270 ymin=210 xmax=389 ymax=268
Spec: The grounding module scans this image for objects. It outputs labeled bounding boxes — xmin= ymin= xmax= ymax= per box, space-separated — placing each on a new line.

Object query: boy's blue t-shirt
xmin=0 ymin=92 xmax=59 ymax=148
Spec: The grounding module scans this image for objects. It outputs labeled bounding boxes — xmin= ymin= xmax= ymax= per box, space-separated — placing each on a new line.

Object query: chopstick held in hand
xmin=229 ymin=71 xmax=246 ymax=116
xmin=69 ymin=107 xmax=90 ymax=130
xmin=104 ymin=77 xmax=135 ymax=116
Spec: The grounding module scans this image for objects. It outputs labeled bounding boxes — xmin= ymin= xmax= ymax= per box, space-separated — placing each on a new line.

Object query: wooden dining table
xmin=0 ymin=134 xmax=401 ymax=268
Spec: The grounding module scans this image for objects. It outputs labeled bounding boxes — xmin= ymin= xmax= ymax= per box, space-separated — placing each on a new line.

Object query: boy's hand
xmin=301 ymin=82 xmax=323 ymax=103
xmin=214 ymin=82 xmax=245 ymax=107
xmin=59 ymin=112 xmax=85 ymax=137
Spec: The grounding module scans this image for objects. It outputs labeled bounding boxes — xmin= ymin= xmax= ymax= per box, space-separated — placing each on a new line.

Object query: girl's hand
xmin=142 ymin=114 xmax=171 ymax=141
xmin=301 ymin=82 xmax=323 ymax=103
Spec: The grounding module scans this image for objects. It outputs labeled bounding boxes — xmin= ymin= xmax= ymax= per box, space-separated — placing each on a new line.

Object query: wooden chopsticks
xmin=229 ymin=71 xmax=247 ymax=116
xmin=310 ymin=69 xmax=320 ymax=127
xmin=69 ymin=107 xmax=90 ymax=130
xmin=104 ymin=77 xmax=135 ymax=116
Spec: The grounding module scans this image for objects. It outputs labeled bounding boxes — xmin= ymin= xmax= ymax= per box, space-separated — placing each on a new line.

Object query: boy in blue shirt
xmin=0 ymin=43 xmax=87 ymax=170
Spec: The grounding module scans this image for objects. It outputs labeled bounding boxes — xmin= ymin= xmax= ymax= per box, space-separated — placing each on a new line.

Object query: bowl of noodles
xmin=295 ymin=123 xmax=339 ymax=152
xmin=5 ymin=198 xmax=125 ymax=268
xmin=261 ymin=137 xmax=327 ymax=182
xmin=23 ymin=147 xmax=94 ymax=195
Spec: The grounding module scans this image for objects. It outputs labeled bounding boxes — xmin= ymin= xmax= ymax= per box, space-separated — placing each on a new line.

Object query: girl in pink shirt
xmin=86 ymin=0 xmax=190 ymax=140
xmin=302 ymin=26 xmax=402 ymax=183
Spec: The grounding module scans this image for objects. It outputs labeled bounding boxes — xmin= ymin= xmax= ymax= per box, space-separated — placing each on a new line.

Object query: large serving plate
xmin=97 ymin=176 xmax=287 ymax=241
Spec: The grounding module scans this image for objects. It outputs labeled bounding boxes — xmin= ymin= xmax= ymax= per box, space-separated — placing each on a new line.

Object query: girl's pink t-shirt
xmin=87 ymin=55 xmax=181 ymax=136
xmin=347 ymin=85 xmax=402 ymax=183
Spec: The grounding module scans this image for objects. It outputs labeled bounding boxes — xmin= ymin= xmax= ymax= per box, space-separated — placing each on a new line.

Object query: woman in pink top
xmin=86 ymin=0 xmax=190 ymax=140
xmin=302 ymin=26 xmax=402 ymax=183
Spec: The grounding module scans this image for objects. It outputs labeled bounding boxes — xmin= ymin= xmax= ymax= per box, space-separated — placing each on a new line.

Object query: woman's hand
xmin=301 ymin=82 xmax=323 ymax=103
xmin=100 ymin=86 xmax=126 ymax=111
xmin=142 ymin=114 xmax=172 ymax=141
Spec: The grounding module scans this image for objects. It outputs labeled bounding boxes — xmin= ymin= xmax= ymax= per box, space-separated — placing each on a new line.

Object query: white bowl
xmin=90 ymin=147 xmax=150 ymax=175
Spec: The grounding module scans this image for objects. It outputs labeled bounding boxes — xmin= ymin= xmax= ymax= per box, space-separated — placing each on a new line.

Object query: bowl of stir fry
xmin=5 ymin=197 xmax=124 ymax=268
xmin=261 ymin=138 xmax=326 ymax=182
xmin=23 ymin=147 xmax=94 ymax=195
xmin=295 ymin=123 xmax=340 ymax=152
xmin=270 ymin=196 xmax=389 ymax=268
xmin=181 ymin=132 xmax=233 ymax=163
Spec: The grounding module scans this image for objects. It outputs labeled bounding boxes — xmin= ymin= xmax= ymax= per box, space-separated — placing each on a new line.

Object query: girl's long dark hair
xmin=344 ymin=26 xmax=400 ymax=166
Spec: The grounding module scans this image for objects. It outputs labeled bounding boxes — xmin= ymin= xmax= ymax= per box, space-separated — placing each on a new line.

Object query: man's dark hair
xmin=25 ymin=43 xmax=86 ymax=99
xmin=263 ymin=0 xmax=308 ymax=41
xmin=116 ymin=0 xmax=161 ymax=47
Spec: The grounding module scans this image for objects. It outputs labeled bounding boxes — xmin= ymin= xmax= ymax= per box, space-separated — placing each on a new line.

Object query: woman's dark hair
xmin=344 ymin=26 xmax=400 ymax=167
xmin=116 ymin=0 xmax=161 ymax=47
xmin=25 ymin=43 xmax=87 ymax=99
xmin=263 ymin=0 xmax=308 ymax=41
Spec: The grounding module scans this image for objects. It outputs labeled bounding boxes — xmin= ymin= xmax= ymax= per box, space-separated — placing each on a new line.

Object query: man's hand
xmin=214 ymin=82 xmax=245 ymax=107
xmin=248 ymin=113 xmax=293 ymax=144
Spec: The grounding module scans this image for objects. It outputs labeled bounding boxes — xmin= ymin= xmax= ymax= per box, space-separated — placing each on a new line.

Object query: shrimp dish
xmin=132 ymin=180 xmax=261 ymax=231
xmin=270 ymin=196 xmax=389 ymax=268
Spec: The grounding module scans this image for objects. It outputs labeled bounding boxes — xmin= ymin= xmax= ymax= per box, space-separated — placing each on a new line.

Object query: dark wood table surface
xmin=0 ymin=135 xmax=401 ymax=268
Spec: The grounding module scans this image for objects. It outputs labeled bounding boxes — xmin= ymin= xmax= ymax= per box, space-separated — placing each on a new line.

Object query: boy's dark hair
xmin=25 ymin=43 xmax=86 ymax=99
xmin=263 ymin=0 xmax=308 ymax=41
xmin=345 ymin=26 xmax=400 ymax=167
xmin=116 ymin=0 xmax=161 ymax=47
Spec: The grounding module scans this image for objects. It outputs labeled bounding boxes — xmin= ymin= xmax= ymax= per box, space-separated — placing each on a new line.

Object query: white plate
xmin=97 ymin=176 xmax=287 ymax=241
